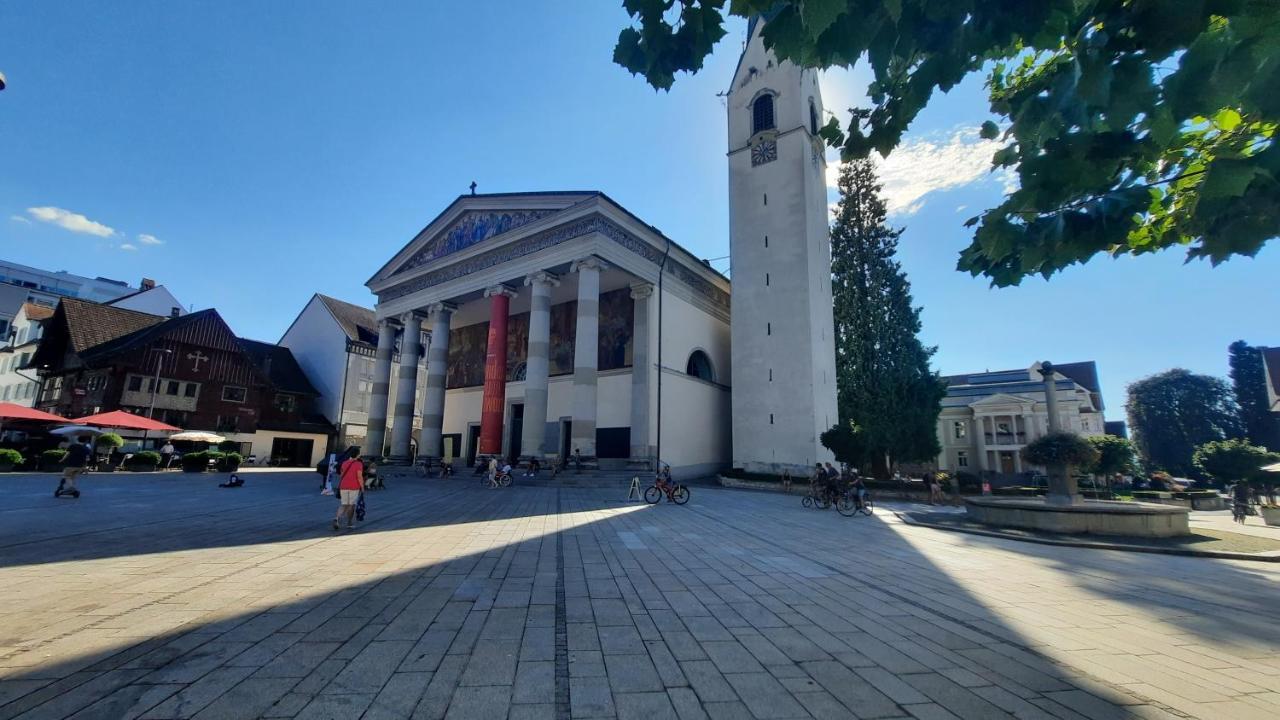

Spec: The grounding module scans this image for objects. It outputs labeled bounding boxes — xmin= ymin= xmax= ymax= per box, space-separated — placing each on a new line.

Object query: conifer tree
xmin=828 ymin=160 xmax=945 ymax=476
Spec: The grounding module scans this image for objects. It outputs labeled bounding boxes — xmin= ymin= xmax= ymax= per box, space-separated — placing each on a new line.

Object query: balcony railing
xmin=984 ymin=432 xmax=1027 ymax=445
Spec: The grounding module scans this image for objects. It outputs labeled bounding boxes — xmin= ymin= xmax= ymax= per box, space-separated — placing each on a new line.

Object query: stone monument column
xmin=365 ymin=319 xmax=397 ymax=458
xmin=628 ymin=282 xmax=654 ymax=467
xmin=1039 ymin=361 xmax=1080 ymax=505
xmin=388 ymin=311 xmax=424 ymax=463
xmin=570 ymin=257 xmax=606 ymax=461
xmin=521 ymin=271 xmax=559 ymax=462
xmin=420 ymin=302 xmax=456 ymax=461
xmin=479 ymin=285 xmax=517 ymax=457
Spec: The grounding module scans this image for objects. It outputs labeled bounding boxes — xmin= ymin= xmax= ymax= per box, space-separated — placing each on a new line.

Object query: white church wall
xmin=280 ymin=296 xmax=348 ymax=424
xmin=659 ymin=370 xmax=730 ymax=478
xmin=726 ymin=20 xmax=836 ymax=473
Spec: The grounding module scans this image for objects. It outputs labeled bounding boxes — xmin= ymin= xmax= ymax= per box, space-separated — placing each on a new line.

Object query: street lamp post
xmin=144 ymin=348 xmax=173 ymax=449
xmin=1038 ymin=361 xmax=1080 ymax=505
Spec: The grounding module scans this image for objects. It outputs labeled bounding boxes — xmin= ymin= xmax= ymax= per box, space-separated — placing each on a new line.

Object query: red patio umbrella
xmin=70 ymin=410 xmax=181 ymax=433
xmin=0 ymin=403 xmax=68 ymax=423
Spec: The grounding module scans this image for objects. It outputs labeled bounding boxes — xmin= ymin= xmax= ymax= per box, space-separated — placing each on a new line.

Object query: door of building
xmin=270 ymin=437 xmax=314 ymax=467
xmin=466 ymin=425 xmax=481 ymax=467
xmin=999 ymin=451 xmax=1015 ymax=474
xmin=560 ymin=420 xmax=572 ymax=461
xmin=508 ymin=404 xmax=523 ymax=460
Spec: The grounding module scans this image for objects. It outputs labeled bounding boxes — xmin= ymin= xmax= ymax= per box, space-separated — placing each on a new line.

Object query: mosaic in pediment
xmin=395 ymin=209 xmax=559 ymax=274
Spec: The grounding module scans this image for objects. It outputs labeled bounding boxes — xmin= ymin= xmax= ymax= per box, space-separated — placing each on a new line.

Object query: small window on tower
xmin=765 ymin=273 xmax=770 ymax=286
xmin=764 ymin=236 xmax=768 ymax=248
xmin=752 ymin=94 xmax=776 ymax=135
xmin=809 ymin=98 xmax=818 ymax=135
xmin=767 ymin=322 xmax=772 ymax=335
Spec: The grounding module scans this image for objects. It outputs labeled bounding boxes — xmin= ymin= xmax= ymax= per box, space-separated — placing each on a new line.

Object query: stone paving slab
xmin=0 ymin=472 xmax=1277 ymax=719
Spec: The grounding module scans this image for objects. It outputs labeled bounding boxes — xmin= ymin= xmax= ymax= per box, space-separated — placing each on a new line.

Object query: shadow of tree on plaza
xmin=0 ymin=481 xmax=1232 ymax=719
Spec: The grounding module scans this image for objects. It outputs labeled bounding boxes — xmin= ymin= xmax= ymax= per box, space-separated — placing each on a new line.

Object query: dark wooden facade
xmin=33 ymin=306 xmax=321 ymax=437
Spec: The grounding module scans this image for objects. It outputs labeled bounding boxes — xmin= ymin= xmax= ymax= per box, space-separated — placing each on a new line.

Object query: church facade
xmin=361 ymin=17 xmax=835 ymax=475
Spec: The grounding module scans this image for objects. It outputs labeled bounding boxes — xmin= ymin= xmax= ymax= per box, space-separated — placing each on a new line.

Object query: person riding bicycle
xmin=822 ymin=463 xmax=842 ymax=505
xmin=850 ymin=473 xmax=868 ymax=508
xmin=656 ymin=464 xmax=673 ymax=490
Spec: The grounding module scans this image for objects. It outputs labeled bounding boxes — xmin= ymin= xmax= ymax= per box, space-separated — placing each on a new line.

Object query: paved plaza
xmin=0 ymin=472 xmax=1277 ymax=720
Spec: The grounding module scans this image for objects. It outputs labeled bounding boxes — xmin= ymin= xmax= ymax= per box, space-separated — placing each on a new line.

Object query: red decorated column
xmin=479 ymin=285 xmax=516 ymax=457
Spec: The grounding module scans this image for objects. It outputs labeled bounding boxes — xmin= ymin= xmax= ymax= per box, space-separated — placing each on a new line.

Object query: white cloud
xmin=825 ymin=125 xmax=1015 ymax=216
xmin=9 ymin=214 xmax=31 ymax=224
xmin=119 ymin=243 xmax=139 ymax=251
xmin=26 ymin=206 xmax=115 ymax=237
xmin=137 ymin=233 xmax=163 ymax=245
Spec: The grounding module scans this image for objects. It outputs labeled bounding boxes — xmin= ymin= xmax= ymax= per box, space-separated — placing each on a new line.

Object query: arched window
xmin=686 ymin=350 xmax=714 ymax=382
xmin=809 ymin=98 xmax=818 ymax=135
xmin=752 ymin=94 xmax=775 ymax=135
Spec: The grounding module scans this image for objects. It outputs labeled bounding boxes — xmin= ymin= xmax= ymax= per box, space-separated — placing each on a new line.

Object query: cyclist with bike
xmin=1231 ymin=480 xmax=1252 ymax=523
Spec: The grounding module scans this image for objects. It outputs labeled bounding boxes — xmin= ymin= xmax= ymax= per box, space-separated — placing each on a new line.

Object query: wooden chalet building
xmin=30 ymin=299 xmax=331 ymax=466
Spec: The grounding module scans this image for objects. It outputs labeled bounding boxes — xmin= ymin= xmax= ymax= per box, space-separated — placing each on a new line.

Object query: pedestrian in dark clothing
xmin=56 ymin=436 xmax=92 ymax=498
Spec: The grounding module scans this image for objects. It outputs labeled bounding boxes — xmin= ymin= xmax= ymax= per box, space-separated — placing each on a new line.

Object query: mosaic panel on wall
xmin=446 ymin=289 xmax=633 ymax=389
xmin=396 ymin=209 xmax=558 ymax=273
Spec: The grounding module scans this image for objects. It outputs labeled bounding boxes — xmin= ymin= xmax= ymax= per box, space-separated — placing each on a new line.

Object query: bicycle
xmin=645 ymin=476 xmax=689 ymax=505
xmin=836 ymin=488 xmax=875 ymax=517
xmin=1232 ymin=501 xmax=1248 ymax=524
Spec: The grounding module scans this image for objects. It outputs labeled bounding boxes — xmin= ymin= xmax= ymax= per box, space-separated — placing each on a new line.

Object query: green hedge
xmin=0 ymin=448 xmax=23 ymax=466
xmin=41 ymin=448 xmax=68 ymax=465
xmin=181 ymin=451 xmax=211 ymax=472
xmin=127 ymin=451 xmax=162 ymax=469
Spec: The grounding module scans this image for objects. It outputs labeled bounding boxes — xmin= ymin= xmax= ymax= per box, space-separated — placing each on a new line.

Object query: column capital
xmin=484 ymin=284 xmax=519 ymax=299
xmin=398 ymin=310 xmax=427 ymax=326
xmin=425 ymin=301 xmax=458 ymax=319
xmin=629 ymin=281 xmax=655 ymax=300
xmin=377 ymin=316 xmax=402 ymax=329
xmin=524 ymin=270 xmax=561 ymax=289
xmin=571 ymin=256 xmax=609 ymax=274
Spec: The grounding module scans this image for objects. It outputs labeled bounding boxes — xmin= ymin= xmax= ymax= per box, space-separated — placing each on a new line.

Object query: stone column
xmin=365 ymin=319 xmax=397 ymax=458
xmin=1038 ymin=361 xmax=1080 ymax=505
xmin=570 ymin=257 xmax=606 ymax=460
xmin=479 ymin=285 xmax=517 ymax=457
xmin=521 ymin=272 xmax=559 ymax=461
xmin=389 ymin=311 xmax=424 ymax=463
xmin=628 ymin=282 xmax=654 ymax=467
xmin=420 ymin=302 xmax=456 ymax=461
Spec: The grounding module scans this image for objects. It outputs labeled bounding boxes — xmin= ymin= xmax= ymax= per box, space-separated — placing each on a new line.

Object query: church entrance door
xmin=508 ymin=404 xmax=524 ymax=460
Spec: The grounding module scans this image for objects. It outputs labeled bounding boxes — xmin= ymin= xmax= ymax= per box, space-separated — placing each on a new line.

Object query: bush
xmin=95 ymin=433 xmax=125 ymax=450
xmin=217 ymin=452 xmax=242 ymax=471
xmin=180 ymin=451 xmax=211 ymax=472
xmin=41 ymin=448 xmax=68 ymax=466
xmin=955 ymin=471 xmax=981 ymax=491
xmin=217 ymin=440 xmax=240 ymax=453
xmin=1022 ymin=432 xmax=1100 ymax=468
xmin=0 ymin=448 xmax=23 ymax=467
xmin=126 ymin=451 xmax=161 ymax=469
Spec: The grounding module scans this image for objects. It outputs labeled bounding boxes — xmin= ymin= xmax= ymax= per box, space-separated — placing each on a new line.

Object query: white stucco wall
xmin=111 ymin=286 xmax=186 ymax=317
xmin=280 ymin=296 xmax=348 ymax=424
xmin=726 ymin=21 xmax=837 ymax=472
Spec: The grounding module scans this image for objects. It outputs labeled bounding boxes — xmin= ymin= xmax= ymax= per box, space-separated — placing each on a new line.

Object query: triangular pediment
xmin=370 ymin=192 xmax=602 ymax=286
xmin=969 ymin=392 xmax=1038 ymax=407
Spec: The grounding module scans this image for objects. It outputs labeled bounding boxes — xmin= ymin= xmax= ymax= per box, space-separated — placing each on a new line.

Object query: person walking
xmin=56 ymin=435 xmax=92 ymax=498
xmin=159 ymin=441 xmax=175 ymax=469
xmin=332 ymin=447 xmax=365 ymax=531
xmin=926 ymin=471 xmax=947 ymax=504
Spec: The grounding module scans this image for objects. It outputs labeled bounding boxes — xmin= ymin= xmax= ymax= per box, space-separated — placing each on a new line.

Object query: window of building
xmin=686 ymin=351 xmax=714 ymax=383
xmin=765 ymin=273 xmax=770 ymax=286
xmin=19 ymin=352 xmax=29 ymax=368
xmin=165 ymin=380 xmax=180 ymax=396
xmin=222 ymin=385 xmax=247 ymax=403
xmin=809 ymin=98 xmax=818 ymax=135
xmin=184 ymin=382 xmax=198 ymax=398
xmin=16 ymin=327 xmax=27 ymax=344
xmin=957 ymin=451 xmax=969 ymax=468
xmin=752 ymin=93 xmax=776 ymax=135
xmin=274 ymin=393 xmax=297 ymax=413
xmin=953 ymin=421 xmax=967 ymax=440
xmin=2 ymin=386 xmax=10 ymax=400
xmin=127 ymin=375 xmax=143 ymax=392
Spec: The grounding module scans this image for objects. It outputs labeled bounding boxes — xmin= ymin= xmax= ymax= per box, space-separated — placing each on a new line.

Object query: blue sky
xmin=2 ymin=1 xmax=1276 ymax=415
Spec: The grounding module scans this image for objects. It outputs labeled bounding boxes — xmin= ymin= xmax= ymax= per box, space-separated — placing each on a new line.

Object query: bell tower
xmin=727 ymin=16 xmax=838 ymax=472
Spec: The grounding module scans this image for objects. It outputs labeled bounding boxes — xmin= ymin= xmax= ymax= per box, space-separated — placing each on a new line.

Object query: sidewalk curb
xmin=893 ymin=511 xmax=1280 ymax=563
